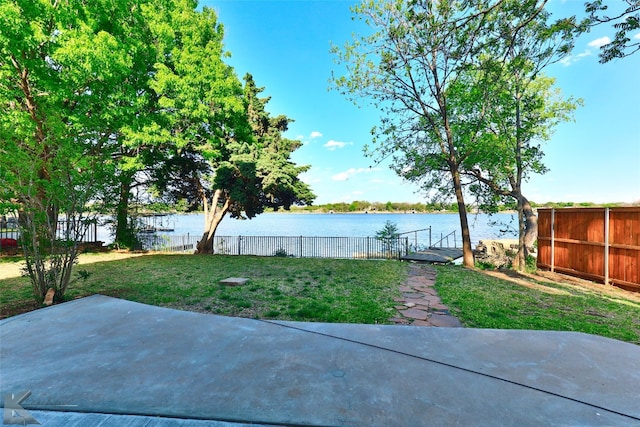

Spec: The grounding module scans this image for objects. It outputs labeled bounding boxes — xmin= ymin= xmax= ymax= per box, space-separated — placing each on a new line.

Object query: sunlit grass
xmin=2 ymin=254 xmax=639 ymax=345
xmin=434 ymin=265 xmax=640 ymax=345
xmin=0 ymin=254 xmax=405 ymax=324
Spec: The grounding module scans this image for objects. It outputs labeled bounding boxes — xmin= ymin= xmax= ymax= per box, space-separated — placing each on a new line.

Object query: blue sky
xmin=203 ymin=0 xmax=640 ymax=205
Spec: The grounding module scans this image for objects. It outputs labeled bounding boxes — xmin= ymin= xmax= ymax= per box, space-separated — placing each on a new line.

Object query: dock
xmin=400 ymin=247 xmax=464 ymax=263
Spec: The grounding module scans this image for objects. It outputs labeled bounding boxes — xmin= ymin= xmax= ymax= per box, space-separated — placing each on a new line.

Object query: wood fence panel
xmin=537 ymin=207 xmax=640 ymax=291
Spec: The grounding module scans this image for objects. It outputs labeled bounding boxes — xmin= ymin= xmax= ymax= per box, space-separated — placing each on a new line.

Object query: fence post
xmin=238 ymin=236 xmax=241 ymax=256
xmin=429 ymin=227 xmax=432 ymax=248
xmin=604 ymin=208 xmax=610 ymax=285
xmin=300 ymin=235 xmax=303 ymax=258
xmin=550 ymin=208 xmax=555 ymax=273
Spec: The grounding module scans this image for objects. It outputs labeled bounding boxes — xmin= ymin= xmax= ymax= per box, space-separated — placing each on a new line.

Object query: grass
xmin=0 ymin=254 xmax=405 ymax=324
xmin=1 ymin=253 xmax=639 ymax=345
xmin=434 ymin=265 xmax=640 ymax=345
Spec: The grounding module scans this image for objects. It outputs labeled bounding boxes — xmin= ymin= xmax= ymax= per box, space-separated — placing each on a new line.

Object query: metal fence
xmin=143 ymin=234 xmax=411 ymax=260
xmin=140 ymin=233 xmax=201 ymax=253
xmin=0 ymin=218 xmax=99 ymax=251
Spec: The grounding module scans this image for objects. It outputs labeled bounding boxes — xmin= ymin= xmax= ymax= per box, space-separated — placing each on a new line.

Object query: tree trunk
xmin=114 ymin=174 xmax=133 ymax=247
xmin=512 ymin=77 xmax=526 ymax=272
xmin=451 ymin=168 xmax=474 ymax=267
xmin=195 ymin=189 xmax=230 ymax=254
xmin=512 ymin=196 xmax=526 ymax=271
xmin=522 ymin=196 xmax=537 ymax=255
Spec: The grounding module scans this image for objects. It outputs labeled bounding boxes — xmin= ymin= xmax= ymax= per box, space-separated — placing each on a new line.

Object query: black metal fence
xmin=140 ymin=234 xmax=201 ymax=253
xmin=0 ymin=221 xmax=20 ymax=251
xmin=0 ymin=219 xmax=99 ymax=251
xmin=143 ymin=234 xmax=411 ymax=260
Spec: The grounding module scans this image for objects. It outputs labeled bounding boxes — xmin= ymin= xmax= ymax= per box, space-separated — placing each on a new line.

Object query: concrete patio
xmin=1 ymin=295 xmax=639 ymax=426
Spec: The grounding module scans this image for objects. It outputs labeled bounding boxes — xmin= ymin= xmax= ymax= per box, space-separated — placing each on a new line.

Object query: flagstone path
xmin=389 ymin=263 xmax=463 ymax=327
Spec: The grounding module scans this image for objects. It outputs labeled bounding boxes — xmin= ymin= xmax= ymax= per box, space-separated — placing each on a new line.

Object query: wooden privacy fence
xmin=537 ymin=207 xmax=640 ymax=291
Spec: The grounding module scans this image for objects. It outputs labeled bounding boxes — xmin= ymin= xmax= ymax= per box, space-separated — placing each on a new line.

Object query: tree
xmin=459 ymin=75 xmax=580 ymax=269
xmin=149 ymin=63 xmax=315 ymax=252
xmin=108 ymin=0 xmax=218 ymax=249
xmin=453 ymin=1 xmax=582 ymax=270
xmin=0 ymin=0 xmax=145 ymax=302
xmin=332 ymin=0 xmax=512 ymax=267
xmin=585 ymin=0 xmax=640 ymax=62
xmin=375 ymin=220 xmax=401 ymax=257
xmin=191 ymin=74 xmax=315 ymax=253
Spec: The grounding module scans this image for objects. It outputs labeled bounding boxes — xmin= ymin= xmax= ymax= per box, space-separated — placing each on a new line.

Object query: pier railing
xmin=431 ymin=230 xmax=458 ymax=249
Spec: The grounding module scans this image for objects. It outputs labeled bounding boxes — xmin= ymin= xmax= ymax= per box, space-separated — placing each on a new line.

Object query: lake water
xmin=97 ymin=212 xmax=518 ymax=248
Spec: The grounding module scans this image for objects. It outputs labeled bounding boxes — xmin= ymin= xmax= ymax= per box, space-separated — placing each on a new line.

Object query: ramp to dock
xmin=401 ymin=247 xmax=464 ymax=263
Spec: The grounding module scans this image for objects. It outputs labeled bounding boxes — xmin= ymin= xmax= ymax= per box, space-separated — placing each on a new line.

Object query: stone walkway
xmin=389 ymin=263 xmax=463 ymax=327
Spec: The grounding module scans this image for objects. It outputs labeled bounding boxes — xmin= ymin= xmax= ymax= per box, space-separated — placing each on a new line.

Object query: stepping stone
xmin=404 ymin=298 xmax=428 ymax=307
xmin=400 ymin=308 xmax=429 ymax=321
xmin=428 ymin=314 xmax=463 ymax=327
xmin=402 ymin=292 xmax=425 ymax=299
xmin=410 ymin=320 xmax=433 ymax=326
xmin=422 ymin=287 xmax=440 ymax=296
xmin=219 ymin=277 xmax=249 ymax=286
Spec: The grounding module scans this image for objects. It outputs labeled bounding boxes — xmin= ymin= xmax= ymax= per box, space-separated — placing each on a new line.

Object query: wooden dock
xmin=400 ymin=248 xmax=464 ymax=264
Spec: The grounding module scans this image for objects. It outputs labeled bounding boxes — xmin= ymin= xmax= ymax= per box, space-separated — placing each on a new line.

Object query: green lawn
xmin=0 ymin=254 xmax=405 ymax=324
xmin=1 ymin=254 xmax=639 ymax=345
xmin=435 ymin=265 xmax=640 ymax=345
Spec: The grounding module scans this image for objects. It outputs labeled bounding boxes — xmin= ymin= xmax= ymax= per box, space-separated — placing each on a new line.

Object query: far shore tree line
xmin=1 ymin=0 xmax=636 ymax=304
xmin=113 ymin=199 xmax=638 ymax=216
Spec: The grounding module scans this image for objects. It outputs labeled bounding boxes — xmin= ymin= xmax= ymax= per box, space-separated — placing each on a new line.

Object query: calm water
xmin=97 ymin=212 xmax=518 ymax=247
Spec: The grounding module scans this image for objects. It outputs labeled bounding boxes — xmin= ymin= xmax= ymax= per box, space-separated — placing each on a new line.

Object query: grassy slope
xmin=435 ymin=265 xmax=640 ymax=345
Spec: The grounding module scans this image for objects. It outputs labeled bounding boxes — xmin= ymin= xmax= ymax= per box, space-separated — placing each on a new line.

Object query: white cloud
xmin=559 ymin=36 xmax=613 ymax=66
xmin=560 ymin=50 xmax=593 ymax=66
xmin=634 ymin=32 xmax=640 ymax=40
xmin=332 ymin=171 xmax=352 ymax=181
xmin=309 ymin=131 xmax=323 ymax=139
xmin=331 ymin=167 xmax=378 ymax=181
xmin=588 ymin=36 xmax=611 ymax=48
xmin=324 ymin=140 xmax=351 ymax=150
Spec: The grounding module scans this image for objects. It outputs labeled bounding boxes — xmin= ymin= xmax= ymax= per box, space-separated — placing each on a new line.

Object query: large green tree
xmin=333 ymin=0 xmax=583 ymax=268
xmin=332 ymin=0 xmax=514 ymax=267
xmin=144 ymin=6 xmax=315 ymax=254
xmin=107 ymin=0 xmax=224 ymax=249
xmin=192 ymin=73 xmax=315 ymax=254
xmin=0 ymin=0 xmax=146 ymax=302
xmin=453 ymin=1 xmax=581 ymax=270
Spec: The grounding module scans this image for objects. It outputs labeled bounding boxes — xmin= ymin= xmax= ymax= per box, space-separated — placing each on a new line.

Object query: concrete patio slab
xmin=1 ymin=295 xmax=639 ymax=426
